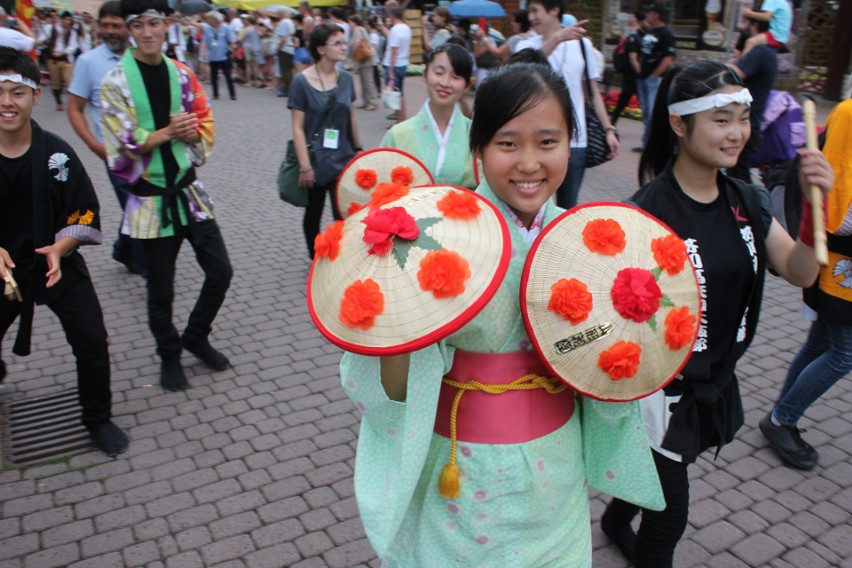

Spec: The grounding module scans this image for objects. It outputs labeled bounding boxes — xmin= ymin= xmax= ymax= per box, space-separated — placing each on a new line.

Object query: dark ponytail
xmin=638 ymin=60 xmax=746 ymax=185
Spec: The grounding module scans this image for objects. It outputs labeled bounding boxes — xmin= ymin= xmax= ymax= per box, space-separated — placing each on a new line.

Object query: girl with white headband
xmin=600 ymin=60 xmax=834 ymax=567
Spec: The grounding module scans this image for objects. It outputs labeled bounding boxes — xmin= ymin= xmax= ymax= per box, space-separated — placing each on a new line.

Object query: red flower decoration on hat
xmin=664 ymin=306 xmax=697 ymax=350
xmin=369 ymin=182 xmax=410 ymax=209
xmin=348 ymin=201 xmax=365 ymax=216
xmin=340 ymin=279 xmax=384 ymax=330
xmin=391 ymin=166 xmax=414 ymax=186
xmin=652 ymin=235 xmax=688 ymax=276
xmin=362 ymin=207 xmax=420 ymax=255
xmin=598 ymin=340 xmax=642 ymax=380
xmin=355 ymin=168 xmax=378 ymax=190
xmin=611 ymin=268 xmax=662 ymax=323
xmin=418 ymin=249 xmax=472 ymax=298
xmin=583 ymin=219 xmax=626 ymax=256
xmin=315 ymin=220 xmax=344 ymax=261
xmin=548 ymin=278 xmax=593 ymax=325
xmin=437 ymin=190 xmax=481 ymax=220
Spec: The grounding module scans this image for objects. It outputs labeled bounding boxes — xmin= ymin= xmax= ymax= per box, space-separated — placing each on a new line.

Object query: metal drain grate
xmin=3 ymin=390 xmax=92 ymax=466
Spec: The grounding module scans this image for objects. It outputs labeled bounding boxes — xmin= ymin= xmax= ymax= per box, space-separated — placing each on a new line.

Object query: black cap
xmin=645 ymin=3 xmax=668 ymax=21
xmin=59 ymin=10 xmax=74 ymax=18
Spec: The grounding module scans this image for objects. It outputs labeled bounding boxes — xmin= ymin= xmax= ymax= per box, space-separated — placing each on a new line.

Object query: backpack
xmin=751 ymin=91 xmax=806 ymax=166
xmin=613 ymin=36 xmax=629 ymax=73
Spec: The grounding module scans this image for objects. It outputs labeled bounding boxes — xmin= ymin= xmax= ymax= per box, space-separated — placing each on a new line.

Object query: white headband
xmin=126 ymin=9 xmax=167 ymax=24
xmin=668 ymin=89 xmax=753 ymax=116
xmin=0 ymin=74 xmax=38 ymax=89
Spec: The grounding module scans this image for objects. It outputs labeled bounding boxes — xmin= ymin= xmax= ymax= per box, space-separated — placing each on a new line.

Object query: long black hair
xmin=639 ymin=60 xmax=745 ymax=185
xmin=470 ymin=63 xmax=576 ymax=156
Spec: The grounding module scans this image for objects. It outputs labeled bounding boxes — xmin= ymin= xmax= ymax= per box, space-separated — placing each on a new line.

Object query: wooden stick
xmin=3 ymin=271 xmax=23 ymax=303
xmin=802 ymin=98 xmax=829 ymax=267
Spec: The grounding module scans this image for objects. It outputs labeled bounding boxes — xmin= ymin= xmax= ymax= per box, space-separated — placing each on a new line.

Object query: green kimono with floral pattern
xmin=380 ymin=103 xmax=477 ymax=190
xmin=341 ymin=182 xmax=664 ymax=567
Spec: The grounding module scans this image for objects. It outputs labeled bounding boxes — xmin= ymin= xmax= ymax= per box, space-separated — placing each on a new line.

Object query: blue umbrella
xmin=448 ymin=0 xmax=506 ymax=19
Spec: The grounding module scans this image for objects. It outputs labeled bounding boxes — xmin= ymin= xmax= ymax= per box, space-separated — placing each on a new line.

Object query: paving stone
xmin=176 ymin=526 xmax=213 ymax=552
xmin=200 ymin=534 xmax=255 ymax=565
xmin=209 ymin=511 xmax=262 ymax=540
xmin=80 ymin=527 xmax=135 ymax=557
xmin=67 ymin=551 xmax=124 ymax=568
xmin=167 ymin=504 xmax=219 ymax=533
xmin=294 ymin=531 xmax=335 ymax=558
xmin=74 ymin=493 xmax=126 ymax=519
xmin=0 ymin=535 xmax=39 ymax=561
xmin=94 ymin=505 xmax=147 ymax=532
xmin=22 ymin=506 xmax=73 ymax=533
xmin=42 ymin=519 xmax=95 ymax=548
xmin=122 ymin=541 xmax=161 ymax=567
xmin=730 ymin=533 xmax=786 ymax=566
xmin=165 ymin=551 xmax=203 ymax=568
xmin=244 ymin=543 xmax=301 ymax=568
xmin=0 ymin=519 xmax=20 ymax=541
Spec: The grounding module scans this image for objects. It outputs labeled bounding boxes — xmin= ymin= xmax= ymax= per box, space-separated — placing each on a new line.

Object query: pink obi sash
xmin=434 ymin=350 xmax=575 ymax=445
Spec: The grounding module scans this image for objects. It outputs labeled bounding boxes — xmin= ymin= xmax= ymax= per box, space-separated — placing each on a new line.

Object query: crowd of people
xmin=1 ymin=0 xmax=850 ymax=567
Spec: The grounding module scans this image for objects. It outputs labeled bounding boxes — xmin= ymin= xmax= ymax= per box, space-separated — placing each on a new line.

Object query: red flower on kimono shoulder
xmin=314 ymin=220 xmax=345 ymax=260
xmin=369 ymin=182 xmax=410 ymax=209
xmin=391 ymin=166 xmax=414 ymax=185
xmin=582 ymin=218 xmax=626 ymax=256
xmin=437 ymin=190 xmax=481 ymax=220
xmin=652 ymin=234 xmax=688 ymax=276
xmin=611 ymin=268 xmax=662 ymax=323
xmin=548 ymin=278 xmax=593 ymax=325
xmin=664 ymin=306 xmax=697 ymax=350
xmin=355 ymin=168 xmax=378 ymax=190
xmin=417 ymin=249 xmax=471 ymax=298
xmin=361 ymin=207 xmax=419 ymax=255
xmin=598 ymin=340 xmax=642 ymax=380
xmin=340 ymin=279 xmax=384 ymax=330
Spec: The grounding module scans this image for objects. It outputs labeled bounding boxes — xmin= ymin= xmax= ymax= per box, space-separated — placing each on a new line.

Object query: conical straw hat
xmin=336 ymin=148 xmax=434 ymax=219
xmin=521 ymin=203 xmax=701 ymax=401
xmin=310 ymin=184 xmax=511 ymax=356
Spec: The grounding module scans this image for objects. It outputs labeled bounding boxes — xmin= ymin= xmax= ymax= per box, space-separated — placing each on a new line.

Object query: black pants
xmin=0 ymin=268 xmax=112 ymax=426
xmin=278 ymin=51 xmax=294 ymax=92
xmin=139 ymin=220 xmax=232 ymax=360
xmin=611 ymin=72 xmax=637 ymax=126
xmin=304 ymin=182 xmax=342 ymax=258
xmin=210 ymin=58 xmax=235 ymax=98
xmin=605 ymin=450 xmax=690 ymax=568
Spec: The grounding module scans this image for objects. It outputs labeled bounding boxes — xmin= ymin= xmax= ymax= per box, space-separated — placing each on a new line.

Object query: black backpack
xmin=613 ymin=36 xmax=629 ymax=73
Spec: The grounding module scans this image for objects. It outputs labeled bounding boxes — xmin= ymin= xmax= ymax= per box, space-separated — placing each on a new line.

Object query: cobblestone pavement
xmin=0 ymin=75 xmax=850 ymax=568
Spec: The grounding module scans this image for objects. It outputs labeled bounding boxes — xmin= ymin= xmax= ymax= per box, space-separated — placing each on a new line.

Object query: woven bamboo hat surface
xmin=309 ymin=184 xmax=511 ymax=356
xmin=521 ymin=203 xmax=702 ymax=401
xmin=336 ymin=148 xmax=434 ymax=218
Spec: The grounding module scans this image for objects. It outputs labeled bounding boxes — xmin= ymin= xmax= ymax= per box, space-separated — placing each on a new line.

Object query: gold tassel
xmin=438 ymin=463 xmax=460 ymax=499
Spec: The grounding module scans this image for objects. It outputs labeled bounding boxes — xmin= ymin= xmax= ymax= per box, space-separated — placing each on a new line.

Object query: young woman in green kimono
xmin=342 ymin=64 xmax=664 ymax=567
xmin=380 ymin=43 xmax=478 ymax=189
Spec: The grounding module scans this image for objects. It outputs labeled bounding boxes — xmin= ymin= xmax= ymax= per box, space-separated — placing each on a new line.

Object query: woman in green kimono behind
xmin=380 ymin=43 xmax=478 ymax=189
xmin=342 ymin=64 xmax=664 ymax=567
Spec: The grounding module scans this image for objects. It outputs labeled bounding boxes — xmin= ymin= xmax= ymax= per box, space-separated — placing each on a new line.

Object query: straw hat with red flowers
xmin=309 ymin=183 xmax=511 ymax=356
xmin=521 ymin=203 xmax=702 ymax=401
xmin=336 ymin=148 xmax=435 ymax=219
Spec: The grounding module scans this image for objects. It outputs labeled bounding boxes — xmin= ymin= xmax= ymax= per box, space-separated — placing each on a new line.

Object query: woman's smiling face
xmin=478 ymin=93 xmax=570 ymax=227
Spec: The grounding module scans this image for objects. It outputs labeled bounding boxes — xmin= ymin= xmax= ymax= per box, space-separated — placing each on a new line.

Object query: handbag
xmin=277 ymin=140 xmax=309 ymax=207
xmin=354 ymin=39 xmax=373 ymax=62
xmin=579 ymin=40 xmax=614 ymax=169
xmin=277 ymin=93 xmax=336 ymax=207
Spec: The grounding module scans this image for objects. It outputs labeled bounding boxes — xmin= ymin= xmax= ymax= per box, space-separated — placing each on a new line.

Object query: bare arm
xmin=650 ymin=55 xmax=673 ymax=78
xmin=66 ymin=94 xmax=106 ymax=161
xmin=741 ymin=8 xmax=772 ymax=22
xmin=380 ymin=354 xmax=410 ymax=401
xmin=536 ymin=21 xmax=588 ymax=56
xmin=590 ymin=80 xmax=619 ymax=157
xmin=291 ymin=106 xmax=316 ymax=188
xmin=629 ymin=51 xmax=640 ymax=74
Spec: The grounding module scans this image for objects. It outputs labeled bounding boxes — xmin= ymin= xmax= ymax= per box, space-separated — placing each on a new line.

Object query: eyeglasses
xmin=326 ymin=40 xmax=347 ymax=46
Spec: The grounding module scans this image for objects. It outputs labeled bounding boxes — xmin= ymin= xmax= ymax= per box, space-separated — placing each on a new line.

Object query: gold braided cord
xmin=438 ymin=374 xmax=567 ymax=499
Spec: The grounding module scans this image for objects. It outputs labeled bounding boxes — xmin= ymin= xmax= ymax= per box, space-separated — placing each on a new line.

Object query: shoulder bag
xmin=579 ymin=40 xmax=614 ymax=168
xmin=277 ymin=94 xmax=336 ymax=207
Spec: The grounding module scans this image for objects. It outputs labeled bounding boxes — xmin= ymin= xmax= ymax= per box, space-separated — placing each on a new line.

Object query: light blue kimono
xmin=341 ymin=181 xmax=664 ymax=567
xmin=380 ymin=103 xmax=478 ymax=190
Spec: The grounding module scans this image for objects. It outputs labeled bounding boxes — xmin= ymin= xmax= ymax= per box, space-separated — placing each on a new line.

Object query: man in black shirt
xmin=729 ymin=17 xmax=779 ymax=183
xmin=0 ymin=46 xmax=128 ymax=456
xmin=635 ymin=3 xmax=675 ymax=150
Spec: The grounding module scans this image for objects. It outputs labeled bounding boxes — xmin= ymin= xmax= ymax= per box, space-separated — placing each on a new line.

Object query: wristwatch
xmin=605 ymin=125 xmax=617 ymax=134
